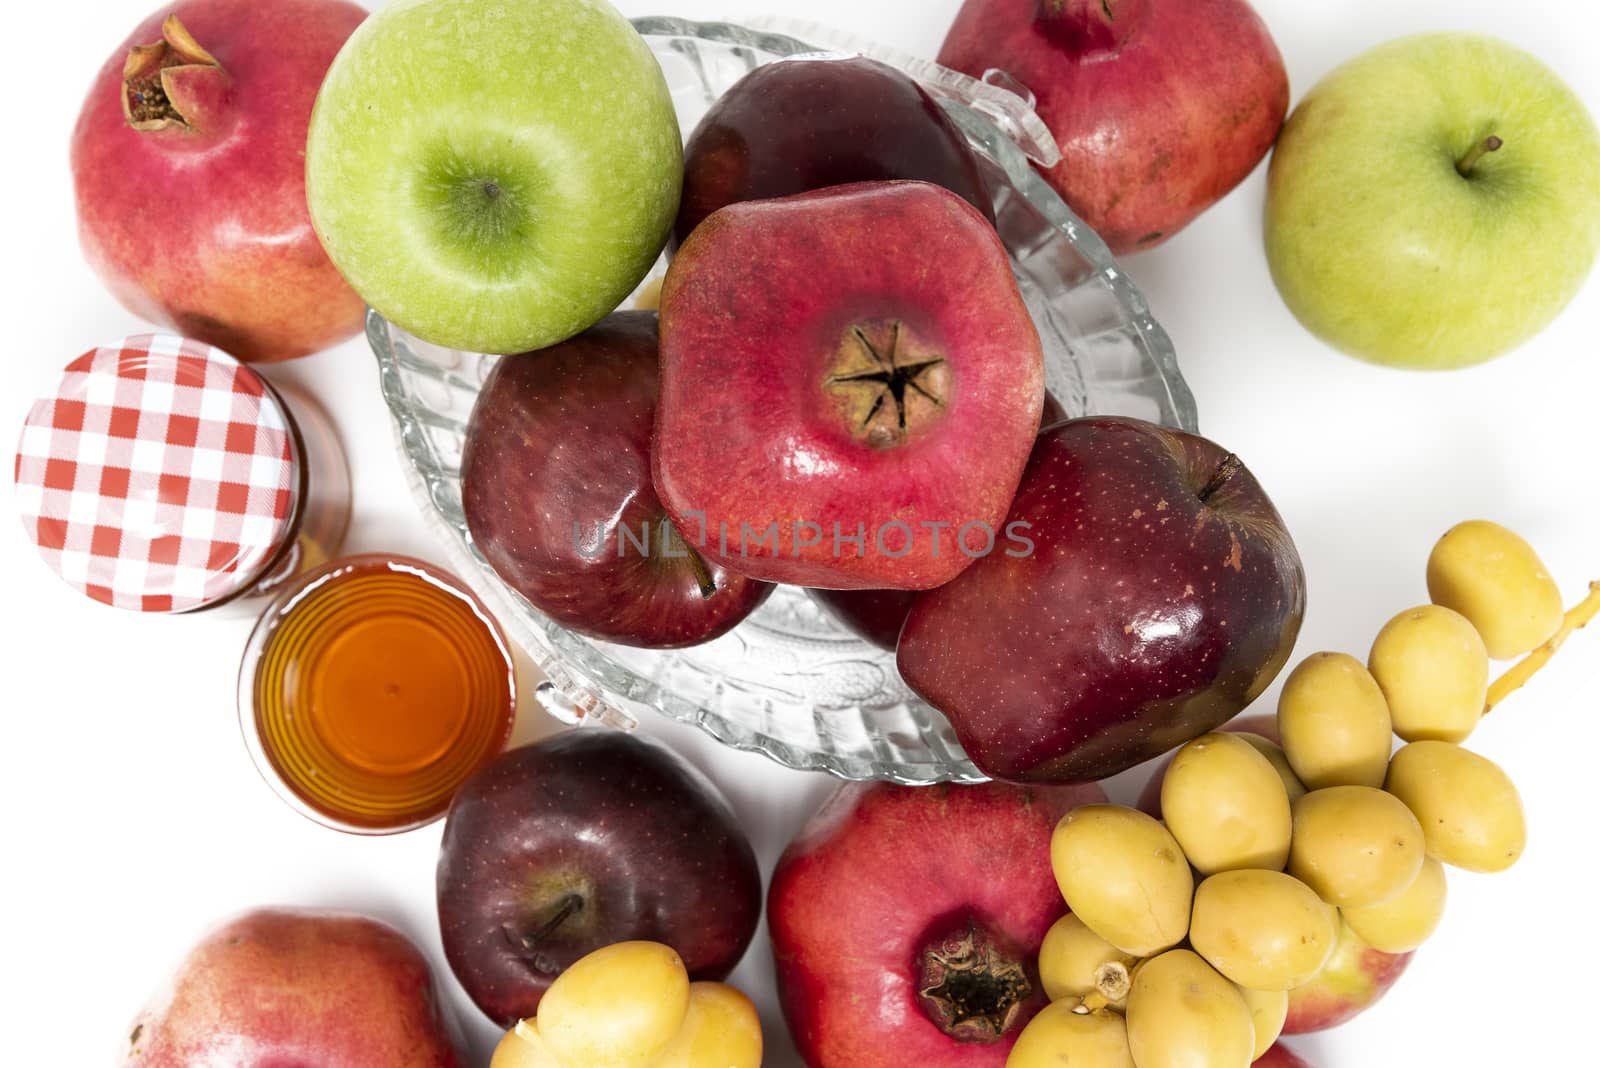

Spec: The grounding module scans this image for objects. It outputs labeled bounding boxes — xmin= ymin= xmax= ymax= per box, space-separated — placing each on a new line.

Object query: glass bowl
xmin=369 ymin=16 xmax=1198 ymax=784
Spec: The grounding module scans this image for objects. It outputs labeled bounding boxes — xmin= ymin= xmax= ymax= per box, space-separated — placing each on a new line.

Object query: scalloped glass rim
xmin=634 ymin=14 xmax=1067 ymax=167
xmin=369 ymin=17 xmax=1198 ymax=785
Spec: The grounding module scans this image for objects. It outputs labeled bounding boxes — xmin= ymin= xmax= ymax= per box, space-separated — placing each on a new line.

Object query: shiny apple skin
xmin=675 ymin=56 xmax=992 ymax=246
xmin=898 ymin=417 xmax=1305 ymax=783
xmin=1285 ymin=918 xmax=1414 ymax=1034
xmin=71 ymin=0 xmax=367 ymax=362
xmin=656 ymin=181 xmax=1044 ymax=590
xmin=463 ymin=311 xmax=772 ymax=648
xmin=938 ymin=0 xmax=1288 ymax=255
xmin=437 ymin=732 xmax=763 ymax=1029
xmin=121 ymin=908 xmax=465 ymax=1067
xmin=770 ymin=778 xmax=1107 ymax=1068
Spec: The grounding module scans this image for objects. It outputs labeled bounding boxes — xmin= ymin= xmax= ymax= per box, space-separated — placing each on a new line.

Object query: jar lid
xmin=14 ymin=334 xmax=301 ymax=612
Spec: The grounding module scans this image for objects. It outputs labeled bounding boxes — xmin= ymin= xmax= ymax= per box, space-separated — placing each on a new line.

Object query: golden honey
xmin=241 ymin=554 xmax=516 ymax=832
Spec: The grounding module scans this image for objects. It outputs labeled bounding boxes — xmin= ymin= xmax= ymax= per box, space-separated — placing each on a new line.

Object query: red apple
xmin=1038 ymin=389 xmax=1069 ymax=430
xmin=770 ymin=778 xmax=1106 ymax=1067
xmin=676 ymin=56 xmax=993 ymax=245
xmin=938 ymin=0 xmax=1289 ymax=255
xmin=437 ymin=732 xmax=762 ymax=1028
xmin=1255 ymin=1044 xmax=1316 ymax=1068
xmin=462 ymin=311 xmax=773 ymax=648
xmin=807 ymin=587 xmax=918 ymax=650
xmin=121 ymin=908 xmax=464 ymax=1066
xmin=898 ymin=417 xmax=1306 ymax=783
xmin=71 ymin=0 xmax=368 ymax=362
xmin=1285 ymin=917 xmax=1414 ymax=1034
xmin=655 ymin=181 xmax=1044 ymax=590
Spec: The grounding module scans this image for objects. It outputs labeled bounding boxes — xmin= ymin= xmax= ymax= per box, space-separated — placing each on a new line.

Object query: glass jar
xmin=14 ymin=334 xmax=349 ymax=613
xmin=238 ymin=553 xmax=518 ymax=834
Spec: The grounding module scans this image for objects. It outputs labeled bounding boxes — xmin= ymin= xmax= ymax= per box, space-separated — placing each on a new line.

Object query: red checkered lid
xmin=14 ymin=334 xmax=301 ymax=613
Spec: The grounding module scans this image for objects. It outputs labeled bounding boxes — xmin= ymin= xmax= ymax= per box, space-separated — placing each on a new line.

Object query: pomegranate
xmin=938 ymin=0 xmax=1289 ymax=255
xmin=71 ymin=0 xmax=367 ymax=362
xmin=769 ymin=779 xmax=1105 ymax=1068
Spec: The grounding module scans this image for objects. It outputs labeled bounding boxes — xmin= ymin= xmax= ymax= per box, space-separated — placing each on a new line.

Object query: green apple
xmin=306 ymin=0 xmax=681 ymax=354
xmin=1265 ymin=33 xmax=1600 ymax=370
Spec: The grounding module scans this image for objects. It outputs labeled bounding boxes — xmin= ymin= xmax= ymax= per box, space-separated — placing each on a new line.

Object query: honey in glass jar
xmin=239 ymin=554 xmax=517 ymax=833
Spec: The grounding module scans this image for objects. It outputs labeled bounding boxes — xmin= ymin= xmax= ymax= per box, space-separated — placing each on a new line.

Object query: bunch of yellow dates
xmin=491 ymin=942 xmax=762 ymax=1068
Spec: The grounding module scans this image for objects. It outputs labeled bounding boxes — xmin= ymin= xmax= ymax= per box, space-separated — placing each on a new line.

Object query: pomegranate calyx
xmin=823 ymin=319 xmax=950 ymax=449
xmin=122 ymin=15 xmax=228 ymax=131
xmin=916 ymin=919 xmax=1033 ymax=1043
xmin=159 ymin=14 xmax=221 ymax=67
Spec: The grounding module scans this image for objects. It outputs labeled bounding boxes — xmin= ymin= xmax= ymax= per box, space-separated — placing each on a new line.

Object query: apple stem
xmin=661 ymin=518 xmax=718 ymax=599
xmin=1197 ymin=454 xmax=1243 ymax=504
xmin=1456 ymin=136 xmax=1503 ymax=177
xmin=510 ymin=893 xmax=584 ymax=952
xmin=1484 ymin=581 xmax=1600 ymax=713
xmin=686 ymin=546 xmax=717 ymax=600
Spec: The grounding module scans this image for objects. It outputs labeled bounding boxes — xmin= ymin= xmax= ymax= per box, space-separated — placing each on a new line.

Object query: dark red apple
xmin=1285 ymin=917 xmax=1413 ymax=1034
xmin=898 ymin=416 xmax=1305 ymax=783
xmin=72 ymin=0 xmax=367 ymax=361
xmin=656 ymin=181 xmax=1044 ymax=590
xmin=770 ymin=778 xmax=1106 ymax=1068
xmin=1038 ymin=388 xmax=1068 ymax=430
xmin=938 ymin=0 xmax=1289 ymax=254
xmin=462 ymin=311 xmax=772 ymax=648
xmin=675 ymin=56 xmax=992 ymax=245
xmin=121 ymin=908 xmax=464 ymax=1066
xmin=807 ymin=587 xmax=918 ymax=650
xmin=437 ymin=731 xmax=762 ymax=1029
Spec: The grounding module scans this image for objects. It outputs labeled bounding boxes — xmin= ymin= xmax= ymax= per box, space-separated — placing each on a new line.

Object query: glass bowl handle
xmin=533 ymin=677 xmax=638 ymax=731
xmin=966 ymin=68 xmax=1061 ymax=168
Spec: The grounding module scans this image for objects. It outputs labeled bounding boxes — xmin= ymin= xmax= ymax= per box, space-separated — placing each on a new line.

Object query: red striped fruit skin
xmin=1284 ymin=917 xmax=1414 ymax=1034
xmin=71 ymin=0 xmax=368 ymax=362
xmin=1255 ymin=1043 xmax=1316 ymax=1068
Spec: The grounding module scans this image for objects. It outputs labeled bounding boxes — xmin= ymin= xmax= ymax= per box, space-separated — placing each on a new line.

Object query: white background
xmin=2 ymin=0 xmax=1596 ymax=1065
